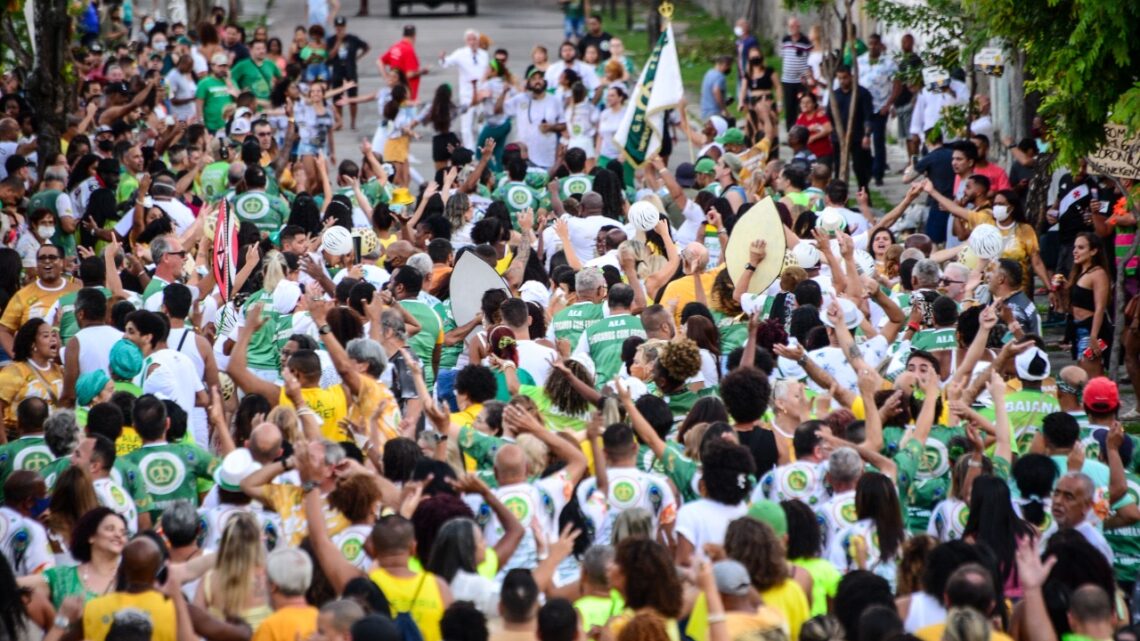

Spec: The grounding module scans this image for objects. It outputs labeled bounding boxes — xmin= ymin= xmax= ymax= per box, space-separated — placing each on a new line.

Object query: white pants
xmin=459 ymin=103 xmax=477 ymax=150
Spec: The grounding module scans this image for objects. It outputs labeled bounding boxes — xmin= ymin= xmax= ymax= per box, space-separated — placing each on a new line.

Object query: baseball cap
xmin=674 ymin=162 xmax=696 ymax=188
xmin=716 ymin=127 xmax=746 ymax=146
xmin=89 ymin=42 xmax=104 ymax=53
xmin=1014 ymin=346 xmax=1050 ymax=382
xmin=791 ymin=241 xmax=821 ymax=270
xmin=720 ymin=153 xmax=743 ymax=182
xmin=694 ymin=157 xmax=716 ymax=175
xmin=95 ymin=124 xmax=113 ymax=135
xmin=4 ymin=155 xmax=28 ymax=175
xmin=746 ymin=499 xmax=788 ymax=536
xmin=176 ymin=36 xmax=193 ymax=46
xmin=210 ymin=53 xmax=229 ymax=66
xmin=1084 ymin=376 xmax=1120 ymax=414
xmin=334 ymin=15 xmax=347 ymax=25
xmin=272 ymin=279 xmax=303 ymax=315
xmin=713 ymin=560 xmax=753 ymax=597
xmin=230 ymin=118 xmax=251 ymax=136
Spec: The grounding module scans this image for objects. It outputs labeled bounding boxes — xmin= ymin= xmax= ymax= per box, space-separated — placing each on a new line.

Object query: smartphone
xmin=352 ymin=235 xmax=362 ymax=265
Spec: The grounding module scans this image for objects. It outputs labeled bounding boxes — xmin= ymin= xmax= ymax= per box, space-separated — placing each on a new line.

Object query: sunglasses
xmin=36 ymin=254 xmax=61 ymax=262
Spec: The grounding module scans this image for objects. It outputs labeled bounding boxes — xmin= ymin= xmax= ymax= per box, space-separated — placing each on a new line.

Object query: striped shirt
xmin=780 ymin=34 xmax=813 ymax=83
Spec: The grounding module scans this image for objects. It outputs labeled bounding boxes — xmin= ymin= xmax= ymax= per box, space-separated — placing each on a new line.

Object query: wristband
xmin=908 ymin=321 xmax=920 ymax=332
xmin=744 ymin=263 xmax=757 ymax=272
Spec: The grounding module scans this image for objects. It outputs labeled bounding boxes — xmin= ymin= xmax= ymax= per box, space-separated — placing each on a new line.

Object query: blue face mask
xmin=390 ymin=204 xmax=406 ymax=215
xmin=30 ymin=497 xmax=50 ymax=518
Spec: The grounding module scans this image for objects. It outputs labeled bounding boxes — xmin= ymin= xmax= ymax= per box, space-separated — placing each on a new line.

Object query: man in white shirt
xmin=439 ymin=30 xmax=490 ymax=149
xmin=1050 ymin=472 xmax=1114 ymax=565
xmin=908 ymin=79 xmax=968 ymax=144
xmin=544 ymin=41 xmax=601 ymax=94
xmin=126 ymin=309 xmax=208 ymax=415
xmin=821 ymin=179 xmax=870 ymax=235
xmin=72 ymin=435 xmax=146 ymax=535
xmin=815 ymin=446 xmax=863 ymax=551
xmin=857 ymin=34 xmax=899 ymax=185
xmin=499 ymin=298 xmax=557 ymax=385
xmin=500 ymin=70 xmax=564 ymax=169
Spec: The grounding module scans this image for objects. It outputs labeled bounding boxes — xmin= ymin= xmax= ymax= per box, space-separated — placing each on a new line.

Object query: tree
xmin=26 ymin=0 xmax=74 ymax=177
xmin=964 ymin=0 xmax=1140 ymax=167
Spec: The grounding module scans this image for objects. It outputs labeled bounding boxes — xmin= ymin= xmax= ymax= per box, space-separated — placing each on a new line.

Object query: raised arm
xmin=299 ymin=443 xmax=365 ymax=593
xmin=225 ymin=303 xmax=283 ymax=402
xmin=509 ymin=404 xmax=588 ymax=484
xmin=452 ymin=472 xmax=525 ymax=569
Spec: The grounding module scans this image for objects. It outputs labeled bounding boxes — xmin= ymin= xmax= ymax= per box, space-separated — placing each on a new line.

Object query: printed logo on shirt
xmin=138 ymin=451 xmax=187 ymax=495
xmin=564 ymin=175 xmax=592 ymax=195
xmin=612 ymin=480 xmax=637 ymax=506
xmin=917 ymin=439 xmax=951 ymax=480
xmin=840 ymin=502 xmax=857 ymax=524
xmin=238 ymin=194 xmax=269 ymax=219
xmin=109 ymin=484 xmax=128 ymax=507
xmin=500 ymin=492 xmax=532 ymax=524
xmin=507 ymin=185 xmax=535 ymax=208
xmin=786 ymin=469 xmax=809 ymax=493
xmin=340 ymin=535 xmax=364 ymax=561
xmin=14 ymin=445 xmax=52 ymax=472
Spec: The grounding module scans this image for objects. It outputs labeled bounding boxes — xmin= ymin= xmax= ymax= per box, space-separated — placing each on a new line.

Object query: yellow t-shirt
xmin=83 ymin=590 xmax=176 ymax=641
xmin=0 ymin=362 xmax=62 ymax=426
xmin=250 ymin=605 xmax=318 ymax=641
xmin=264 ymin=483 xmax=349 ymax=547
xmin=368 ymin=568 xmax=447 ymax=641
xmin=346 ymin=375 xmax=401 ymax=441
xmin=278 ymin=384 xmax=349 ymax=442
xmin=659 ymin=265 xmax=726 ymax=326
xmin=758 ymin=579 xmax=810 ymax=641
xmin=0 ymin=279 xmax=78 ymax=331
xmin=116 ymin=426 xmax=143 ymax=457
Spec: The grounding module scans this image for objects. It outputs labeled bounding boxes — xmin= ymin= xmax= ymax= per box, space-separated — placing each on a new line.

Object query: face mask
xmin=144 ymin=20 xmax=155 ymax=33
xmin=154 ymin=40 xmax=168 ymax=52
xmin=98 ymin=139 xmax=114 ymax=152
xmin=390 ymin=204 xmax=405 ymax=215
xmin=733 ymin=26 xmax=744 ymax=37
xmin=37 ymin=225 xmax=55 ymax=239
xmin=993 ymin=205 xmax=1010 ymax=222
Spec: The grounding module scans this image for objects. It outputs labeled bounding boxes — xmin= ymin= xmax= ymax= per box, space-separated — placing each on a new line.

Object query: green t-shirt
xmin=458 ymin=425 xmax=505 ymax=471
xmin=492 ymin=181 xmax=548 ymax=226
xmin=232 ymin=190 xmax=289 ymax=235
xmin=230 ymin=57 xmax=281 ymax=101
xmin=199 ymin=161 xmax=230 ymax=202
xmin=56 ymin=286 xmax=112 ymax=344
xmin=712 ymin=310 xmax=749 ymax=355
xmin=243 ymin=291 xmax=283 ymax=371
xmin=910 ymin=327 xmax=957 ymax=352
xmin=517 ymin=385 xmax=588 ymax=432
xmin=886 ymin=425 xmax=965 ymax=532
xmin=41 ymin=457 xmax=154 ymax=514
xmin=123 ymin=442 xmax=218 ymax=513
xmin=559 ymin=173 xmax=595 ymax=200
xmin=194 ymin=75 xmax=234 ymax=132
xmin=550 ymin=302 xmax=605 ymax=348
xmin=1004 ymin=389 xmax=1061 ymax=453
xmin=434 ymin=301 xmax=463 ymax=371
xmin=494 ymin=369 xmax=534 ymax=402
xmin=0 ymin=436 xmax=52 ymax=500
xmin=400 ymin=299 xmax=444 ymax=388
xmin=1105 ymin=469 xmax=1140 ymax=583
xmin=657 ymin=440 xmax=701 ymax=502
xmin=791 ymin=557 xmax=843 ymax=617
xmin=575 ymin=592 xmax=625 ymax=632
xmin=577 ymin=313 xmax=646 ymax=388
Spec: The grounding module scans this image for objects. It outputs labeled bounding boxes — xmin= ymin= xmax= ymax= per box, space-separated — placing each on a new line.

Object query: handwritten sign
xmin=922 ymin=67 xmax=950 ymax=91
xmin=1089 ymin=124 xmax=1140 ymax=180
xmin=973 ymin=48 xmax=1005 ymax=77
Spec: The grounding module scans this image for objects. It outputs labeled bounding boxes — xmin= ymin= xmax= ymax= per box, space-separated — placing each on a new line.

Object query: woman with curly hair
xmin=652 ymin=337 xmax=705 ymax=424
xmin=506 ymin=356 xmax=596 ymax=431
xmin=605 ymin=538 xmax=683 ymax=639
xmin=726 ymin=516 xmax=812 ymax=641
xmin=327 ymin=473 xmax=386 ymax=571
xmin=674 ymin=440 xmax=755 ymax=567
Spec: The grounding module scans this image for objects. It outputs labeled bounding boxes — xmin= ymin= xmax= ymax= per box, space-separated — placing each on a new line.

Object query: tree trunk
xmin=1089 ymin=161 xmax=1138 ymax=382
xmin=841 ymin=2 xmax=858 ymax=182
xmin=26 ymin=0 xmax=71 ymax=177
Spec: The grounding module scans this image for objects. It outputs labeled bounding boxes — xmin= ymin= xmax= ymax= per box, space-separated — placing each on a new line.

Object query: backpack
xmin=392 ymin=574 xmax=428 ymax=641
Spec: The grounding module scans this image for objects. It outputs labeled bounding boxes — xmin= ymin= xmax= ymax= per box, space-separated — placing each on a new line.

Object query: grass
xmin=600 ymin=1 xmax=741 ymax=98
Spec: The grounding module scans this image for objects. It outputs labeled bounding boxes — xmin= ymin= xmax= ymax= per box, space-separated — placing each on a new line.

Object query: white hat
xmin=234 ymin=107 xmax=254 ymax=121
xmin=791 ymin=242 xmax=822 ymax=270
xmin=230 ymin=117 xmax=251 ymax=136
xmin=1014 ymin=346 xmax=1050 ymax=381
xmin=709 ymin=115 xmax=729 ymax=136
xmin=853 ymin=249 xmax=876 ymax=276
xmin=272 ymin=279 xmax=302 ymax=315
xmin=322 ymin=226 xmax=353 ymax=257
xmin=519 ymin=280 xmax=550 ymax=308
xmin=210 ymin=53 xmax=229 ymax=66
xmin=212 ymin=448 xmax=262 ymax=492
xmin=817 ymin=207 xmax=847 ymax=235
xmin=969 ymin=223 xmax=1003 ymax=260
xmin=629 ymin=201 xmax=661 ymax=232
xmin=820 ymin=297 xmax=865 ymax=330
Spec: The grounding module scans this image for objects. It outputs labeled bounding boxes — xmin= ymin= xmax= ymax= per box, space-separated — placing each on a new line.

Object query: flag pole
xmin=656 ymin=1 xmax=693 ymax=164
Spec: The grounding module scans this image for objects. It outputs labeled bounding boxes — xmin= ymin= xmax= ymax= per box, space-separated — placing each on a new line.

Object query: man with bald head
xmin=903 ymin=233 xmax=933 ymax=257
xmin=82 ymin=536 xmax=176 ymax=641
xmin=550 ymin=190 xmax=628 ymax=262
xmin=1057 ymin=365 xmax=1089 ymax=425
xmin=658 ymin=241 xmax=720 ymax=324
xmin=384 ymin=240 xmax=416 ymax=271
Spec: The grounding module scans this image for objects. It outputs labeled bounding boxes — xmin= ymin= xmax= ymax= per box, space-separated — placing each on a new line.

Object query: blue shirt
xmin=700 ymin=68 xmax=728 ymax=120
xmin=915 ymin=145 xmax=956 ymax=243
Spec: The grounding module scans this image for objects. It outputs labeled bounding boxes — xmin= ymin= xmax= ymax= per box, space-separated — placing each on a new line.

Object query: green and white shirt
xmin=232 ymin=190 xmax=289 ymax=235
xmin=123 ymin=442 xmax=219 ymax=514
xmin=0 ymin=435 xmax=53 ymax=500
xmin=575 ymin=313 xmax=645 ymax=388
xmin=549 ymin=301 xmax=605 ymax=349
xmin=559 ymin=173 xmax=595 ymax=200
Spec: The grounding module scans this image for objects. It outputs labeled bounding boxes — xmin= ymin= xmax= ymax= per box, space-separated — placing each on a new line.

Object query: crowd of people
xmin=0 ymin=2 xmax=1137 ymax=641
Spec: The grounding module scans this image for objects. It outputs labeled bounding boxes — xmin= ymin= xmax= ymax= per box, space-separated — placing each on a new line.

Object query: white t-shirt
xmin=74 ymin=325 xmax=124 ymax=378
xmin=926 ymin=497 xmax=969 ymax=542
xmin=806 ymin=335 xmax=889 ymax=394
xmin=142 ymin=348 xmax=206 ymax=412
xmin=165 ymin=68 xmax=198 ymax=121
xmin=596 ymin=107 xmax=625 ymax=160
xmin=517 ymin=340 xmax=558 ymax=386
xmin=468 ymin=471 xmax=573 ymax=576
xmin=154 ymin=198 xmax=196 ymax=235
xmin=94 ymin=477 xmax=139 ymax=536
xmin=578 ymin=466 xmax=678 ymax=545
xmin=505 ymin=93 xmax=563 ymax=169
xmin=0 ymin=142 xmax=17 ymax=181
xmin=674 ymin=499 xmax=747 ymax=560
xmin=755 ymin=459 xmax=828 ymax=507
xmin=0 ymin=506 xmax=53 ymax=576
xmin=815 ymin=489 xmax=857 ymax=552
xmin=198 ymin=503 xmax=285 ymax=553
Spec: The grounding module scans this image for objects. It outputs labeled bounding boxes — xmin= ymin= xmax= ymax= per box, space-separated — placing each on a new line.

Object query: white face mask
xmin=733 ymin=26 xmax=745 ymax=38
xmin=37 ymin=225 xmax=55 ymax=239
xmin=154 ymin=40 xmax=168 ymax=52
xmin=993 ymin=205 xmax=1010 ymax=222
xmin=144 ymin=20 xmax=155 ymax=33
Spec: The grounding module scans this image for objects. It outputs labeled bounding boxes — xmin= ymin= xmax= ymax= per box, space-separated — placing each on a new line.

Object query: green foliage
xmin=866 ymin=0 xmax=985 ymax=75
xmin=964 ymin=0 xmax=1140 ymax=166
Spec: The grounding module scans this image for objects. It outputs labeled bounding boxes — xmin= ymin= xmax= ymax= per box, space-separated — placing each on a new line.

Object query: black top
xmin=326 ymin=33 xmax=369 ymax=79
xmin=831 ymin=84 xmax=874 ymax=140
xmin=579 ymin=31 xmax=614 ymax=61
xmin=1056 ymin=172 xmax=1097 ymax=244
xmin=915 ymin=146 xmax=956 ymax=212
xmin=735 ymin=427 xmax=778 ymax=478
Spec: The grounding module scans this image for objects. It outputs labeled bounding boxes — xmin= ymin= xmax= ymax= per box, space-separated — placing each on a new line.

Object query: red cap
xmin=1083 ymin=376 xmax=1119 ymax=414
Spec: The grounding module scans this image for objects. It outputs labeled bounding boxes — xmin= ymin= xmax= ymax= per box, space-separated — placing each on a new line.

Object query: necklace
xmin=80 ymin=560 xmax=120 ymax=594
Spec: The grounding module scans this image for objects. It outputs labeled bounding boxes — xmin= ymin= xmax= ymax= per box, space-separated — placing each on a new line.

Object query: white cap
xmin=210 ymin=53 xmax=229 ymax=65
xmin=629 ymin=201 xmax=661 ymax=232
xmin=213 ymin=448 xmax=262 ymax=492
xmin=969 ymin=223 xmax=1003 ymax=260
xmin=1014 ymin=346 xmax=1050 ymax=381
xmin=272 ymin=279 xmax=302 ymax=315
xmin=820 ymin=297 xmax=865 ymax=330
xmin=230 ymin=117 xmax=251 ymax=136
xmin=817 ymin=207 xmax=846 ymax=235
xmin=519 ymin=280 xmax=550 ymax=308
xmin=321 ymin=226 xmax=353 ymax=256
xmin=709 ymin=115 xmax=729 ymax=136
xmin=792 ymin=242 xmax=822 ymax=270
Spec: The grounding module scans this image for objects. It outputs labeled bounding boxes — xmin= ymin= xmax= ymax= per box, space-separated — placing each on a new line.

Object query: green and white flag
xmin=612 ymin=24 xmax=683 ymax=168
